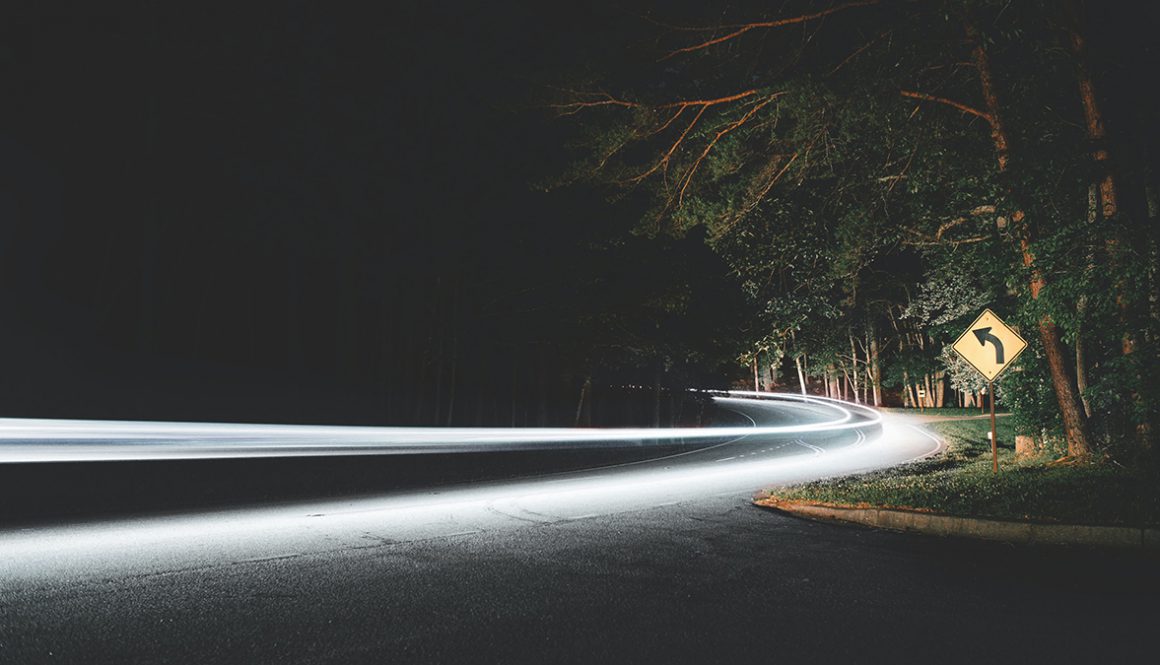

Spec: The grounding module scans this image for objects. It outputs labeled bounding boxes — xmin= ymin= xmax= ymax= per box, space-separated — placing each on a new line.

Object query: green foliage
xmin=551 ymin=0 xmax=1159 ymax=460
xmin=998 ymin=347 xmax=1065 ymax=450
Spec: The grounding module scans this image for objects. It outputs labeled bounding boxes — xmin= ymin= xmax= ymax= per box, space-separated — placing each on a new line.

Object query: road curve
xmin=0 ymin=392 xmax=935 ymax=586
xmin=8 ymin=395 xmax=1148 ymax=665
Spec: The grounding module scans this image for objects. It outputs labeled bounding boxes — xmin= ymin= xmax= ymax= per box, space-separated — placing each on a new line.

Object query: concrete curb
xmin=754 ymin=498 xmax=1160 ymax=549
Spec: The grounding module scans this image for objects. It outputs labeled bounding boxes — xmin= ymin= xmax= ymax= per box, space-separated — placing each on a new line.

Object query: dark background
xmin=0 ymin=1 xmax=747 ymax=426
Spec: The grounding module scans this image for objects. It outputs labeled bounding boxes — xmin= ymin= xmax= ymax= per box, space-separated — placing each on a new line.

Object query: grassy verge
xmin=766 ymin=418 xmax=1160 ymax=527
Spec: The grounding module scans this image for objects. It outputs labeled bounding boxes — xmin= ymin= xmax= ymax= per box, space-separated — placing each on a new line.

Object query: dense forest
xmin=550 ymin=0 xmax=1159 ymax=461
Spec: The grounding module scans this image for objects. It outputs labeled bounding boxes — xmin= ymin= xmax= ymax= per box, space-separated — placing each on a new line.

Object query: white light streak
xmin=0 ymin=412 xmax=940 ymax=587
xmin=0 ymin=392 xmax=879 ymax=463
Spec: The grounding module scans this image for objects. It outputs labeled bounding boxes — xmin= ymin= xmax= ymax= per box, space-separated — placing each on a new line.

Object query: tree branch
xmin=828 ymin=29 xmax=891 ymax=76
xmin=903 ymin=205 xmax=996 ymax=246
xmin=657 ymin=90 xmax=759 ymax=109
xmin=677 ymin=93 xmax=783 ymax=203
xmin=624 ymin=106 xmax=708 ymax=184
xmin=663 ymin=0 xmax=881 ymax=60
xmin=611 ymin=90 xmax=760 ymax=184
xmin=553 ymin=89 xmax=757 ymax=117
xmin=900 ymin=90 xmax=992 ymax=122
xmin=551 ymin=93 xmax=640 ymax=116
xmin=714 ymin=148 xmax=804 ymax=239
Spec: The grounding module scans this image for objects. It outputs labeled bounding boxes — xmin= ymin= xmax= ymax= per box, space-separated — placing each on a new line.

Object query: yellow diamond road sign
xmin=951 ymin=309 xmax=1028 ymax=382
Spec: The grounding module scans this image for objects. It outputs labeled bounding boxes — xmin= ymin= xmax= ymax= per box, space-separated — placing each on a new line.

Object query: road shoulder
xmin=754 ymin=496 xmax=1160 ymax=549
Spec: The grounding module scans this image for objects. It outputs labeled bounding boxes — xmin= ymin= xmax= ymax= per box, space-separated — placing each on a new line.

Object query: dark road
xmin=1 ymin=396 xmax=1155 ymax=664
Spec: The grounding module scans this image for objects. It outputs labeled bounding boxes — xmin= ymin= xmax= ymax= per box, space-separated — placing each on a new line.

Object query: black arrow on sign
xmin=972 ymin=327 xmax=1005 ymax=364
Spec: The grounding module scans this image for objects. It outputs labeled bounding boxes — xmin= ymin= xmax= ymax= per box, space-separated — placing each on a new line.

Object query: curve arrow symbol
xmin=972 ymin=327 xmax=1005 ymax=364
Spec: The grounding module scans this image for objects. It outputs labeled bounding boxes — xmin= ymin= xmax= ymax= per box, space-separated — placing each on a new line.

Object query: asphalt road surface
xmin=1 ymin=395 xmax=1156 ymax=664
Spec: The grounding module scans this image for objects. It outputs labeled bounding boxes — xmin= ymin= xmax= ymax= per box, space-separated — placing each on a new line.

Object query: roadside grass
xmin=766 ymin=418 xmax=1160 ymax=527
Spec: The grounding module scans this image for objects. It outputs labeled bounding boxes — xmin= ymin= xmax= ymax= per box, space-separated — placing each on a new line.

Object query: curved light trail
xmin=0 ymin=393 xmax=943 ymax=585
xmin=0 ymin=391 xmax=879 ymax=463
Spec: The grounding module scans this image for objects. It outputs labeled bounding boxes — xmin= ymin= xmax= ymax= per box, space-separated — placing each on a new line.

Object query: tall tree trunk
xmin=869 ymin=331 xmax=882 ymax=406
xmin=1075 ymin=184 xmax=1096 ymax=418
xmin=1076 ymin=331 xmax=1093 ymax=418
xmin=849 ymin=334 xmax=861 ymax=404
xmin=966 ymin=17 xmax=1092 ymax=457
xmin=1067 ymin=2 xmax=1149 ymax=446
xmin=1067 ymin=3 xmax=1119 ymax=229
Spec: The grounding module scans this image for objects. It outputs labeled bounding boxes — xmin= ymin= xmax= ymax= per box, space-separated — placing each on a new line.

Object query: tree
xmin=551 ymin=0 xmax=1157 ymax=460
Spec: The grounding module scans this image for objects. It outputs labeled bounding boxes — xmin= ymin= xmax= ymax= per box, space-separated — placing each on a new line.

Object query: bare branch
xmin=551 ymin=93 xmax=640 ymax=116
xmin=656 ymin=89 xmax=758 ymax=109
xmin=677 ymin=93 xmax=783 ymax=203
xmin=623 ymin=105 xmax=708 ymax=184
xmin=612 ymin=90 xmax=760 ymax=184
xmin=596 ymin=136 xmax=631 ymax=170
xmin=663 ymin=0 xmax=881 ymax=60
xmin=900 ymin=90 xmax=991 ymax=122
xmin=934 ymin=216 xmax=970 ymax=240
xmin=828 ymin=29 xmax=891 ymax=76
xmin=644 ymin=106 xmax=687 ymax=137
xmin=903 ymin=205 xmax=997 ymax=246
xmin=553 ymin=89 xmax=757 ymax=117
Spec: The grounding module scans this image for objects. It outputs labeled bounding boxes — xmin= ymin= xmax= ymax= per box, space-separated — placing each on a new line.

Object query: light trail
xmin=0 ymin=392 xmax=879 ymax=463
xmin=0 ymin=395 xmax=944 ymax=588
xmin=0 ymin=412 xmax=938 ymax=587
